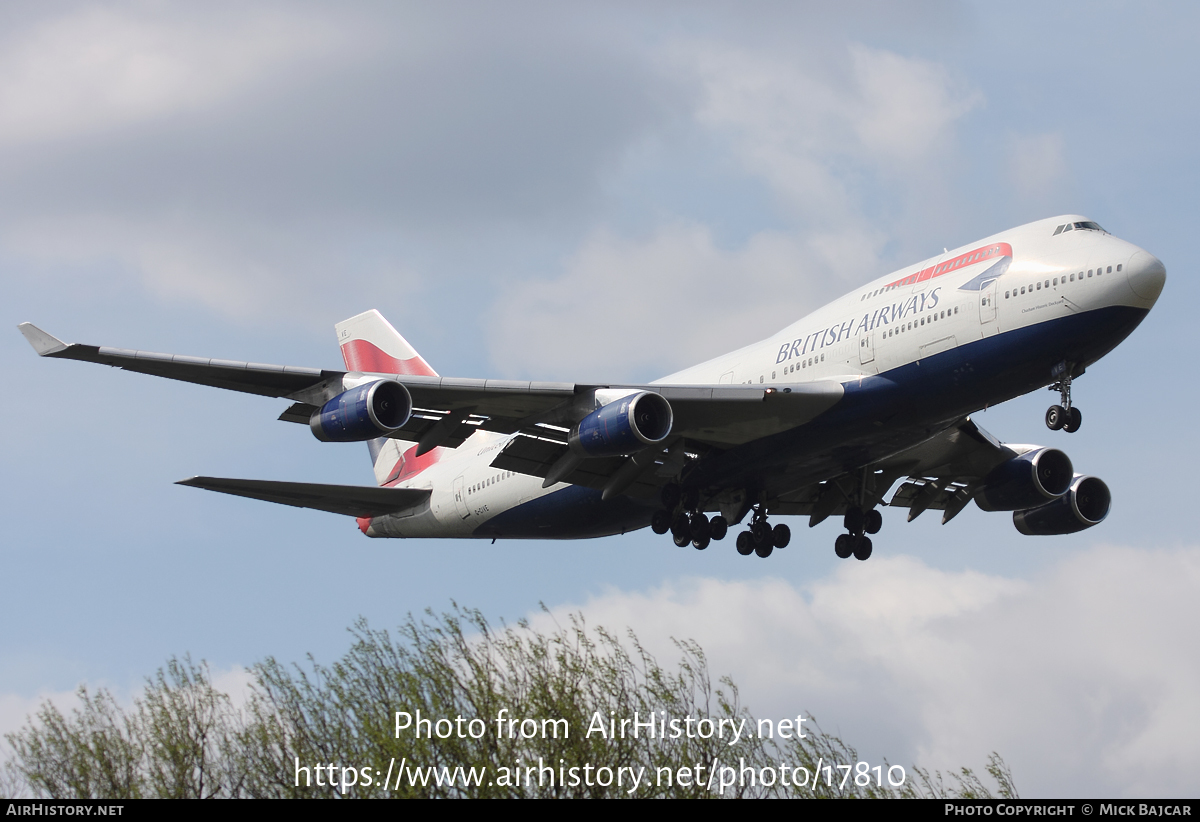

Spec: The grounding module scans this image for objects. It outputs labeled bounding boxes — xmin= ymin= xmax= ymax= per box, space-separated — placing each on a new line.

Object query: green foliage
xmin=2 ymin=607 xmax=1018 ymax=799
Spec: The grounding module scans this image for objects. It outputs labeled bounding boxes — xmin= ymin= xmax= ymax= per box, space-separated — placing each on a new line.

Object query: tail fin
xmin=335 ymin=310 xmax=438 ymax=377
xmin=335 ymin=310 xmax=442 ymax=487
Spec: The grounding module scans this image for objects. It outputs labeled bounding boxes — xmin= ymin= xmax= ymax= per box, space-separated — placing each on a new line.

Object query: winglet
xmin=17 ymin=323 xmax=68 ymax=356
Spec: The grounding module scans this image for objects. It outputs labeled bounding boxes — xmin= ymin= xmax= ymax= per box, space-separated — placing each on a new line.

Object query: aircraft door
xmin=979 ymin=279 xmax=998 ymax=335
xmin=452 ymin=475 xmax=470 ymax=519
xmin=858 ymin=330 xmax=875 ymax=365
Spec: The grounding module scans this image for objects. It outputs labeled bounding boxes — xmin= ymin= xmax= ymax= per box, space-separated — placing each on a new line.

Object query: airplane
xmin=18 ymin=214 xmax=1166 ymax=561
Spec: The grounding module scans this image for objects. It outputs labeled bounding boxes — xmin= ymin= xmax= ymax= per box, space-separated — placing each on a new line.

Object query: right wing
xmin=19 ymin=323 xmax=844 ymax=453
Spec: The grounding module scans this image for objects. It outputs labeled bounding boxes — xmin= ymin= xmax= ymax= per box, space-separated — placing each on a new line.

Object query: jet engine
xmin=309 ymin=380 xmax=412 ymax=442
xmin=1013 ymin=475 xmax=1111 ymax=535
xmin=974 ymin=447 xmax=1074 ymax=512
xmin=568 ymin=391 xmax=673 ymax=457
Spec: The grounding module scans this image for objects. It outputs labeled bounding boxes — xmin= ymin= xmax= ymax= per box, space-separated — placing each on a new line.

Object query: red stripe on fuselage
xmin=340 ymin=339 xmax=437 ymax=376
xmin=884 ymin=242 xmax=1013 ymax=288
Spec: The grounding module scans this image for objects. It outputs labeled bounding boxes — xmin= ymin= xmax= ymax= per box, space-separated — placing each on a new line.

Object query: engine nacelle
xmin=568 ymin=391 xmax=673 ymax=457
xmin=975 ymin=447 xmax=1074 ymax=512
xmin=309 ymin=380 xmax=412 ymax=442
xmin=1013 ymin=475 xmax=1111 ymax=535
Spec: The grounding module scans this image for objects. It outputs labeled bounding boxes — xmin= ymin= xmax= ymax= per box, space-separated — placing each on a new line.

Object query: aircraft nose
xmin=1125 ymin=250 xmax=1166 ymax=302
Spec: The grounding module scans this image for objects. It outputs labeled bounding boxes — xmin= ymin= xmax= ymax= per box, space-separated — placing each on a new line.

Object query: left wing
xmin=766 ymin=417 xmax=1033 ymax=524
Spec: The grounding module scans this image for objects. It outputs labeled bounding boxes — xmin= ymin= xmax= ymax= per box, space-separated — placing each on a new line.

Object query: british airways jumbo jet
xmin=19 ymin=215 xmax=1165 ymax=561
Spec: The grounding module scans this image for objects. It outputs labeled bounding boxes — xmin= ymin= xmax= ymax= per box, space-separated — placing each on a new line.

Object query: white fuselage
xmin=362 ymin=215 xmax=1163 ymax=539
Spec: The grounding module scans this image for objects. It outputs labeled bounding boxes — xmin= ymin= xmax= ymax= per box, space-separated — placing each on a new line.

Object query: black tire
xmin=1064 ymin=406 xmax=1082 ymax=433
xmin=754 ymin=541 xmax=774 ymax=558
xmin=736 ymin=531 xmax=754 ymax=556
xmin=772 ymin=523 xmax=791 ymax=549
xmin=1046 ymin=405 xmax=1065 ymax=431
xmin=661 ymin=484 xmax=681 ymax=510
xmin=651 ymin=509 xmax=672 ymax=535
xmin=853 ymin=536 xmax=873 ymax=561
xmin=844 ymin=506 xmax=865 ymax=535
xmin=710 ymin=516 xmax=729 ymax=541
xmin=690 ymin=512 xmax=710 ymax=542
xmin=835 ymin=533 xmax=853 ymax=559
xmin=671 ymin=515 xmax=690 ymax=540
xmin=751 ymin=520 xmax=771 ymax=544
xmin=864 ymin=509 xmax=882 ymax=534
xmin=692 ymin=534 xmax=710 ymax=550
xmin=673 ymin=532 xmax=691 ymax=548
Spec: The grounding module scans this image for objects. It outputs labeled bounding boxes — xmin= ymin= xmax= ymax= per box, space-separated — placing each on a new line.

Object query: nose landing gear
xmin=1046 ymin=363 xmax=1083 ymax=433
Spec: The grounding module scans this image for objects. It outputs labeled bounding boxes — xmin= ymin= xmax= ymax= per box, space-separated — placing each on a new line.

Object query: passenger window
xmin=1044 ymin=280 xmax=1049 ymax=288
xmin=1036 ymin=283 xmax=1041 ymax=290
xmin=1069 ymin=273 xmax=1074 ymax=282
xmin=1088 ymin=270 xmax=1092 ymax=277
xmin=1107 ymin=266 xmax=1112 ymax=274
xmin=1117 ymin=264 xmax=1122 ymax=272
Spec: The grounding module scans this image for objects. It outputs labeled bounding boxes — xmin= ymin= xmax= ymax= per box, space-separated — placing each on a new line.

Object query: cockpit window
xmin=1053 ymin=220 xmax=1106 ymax=236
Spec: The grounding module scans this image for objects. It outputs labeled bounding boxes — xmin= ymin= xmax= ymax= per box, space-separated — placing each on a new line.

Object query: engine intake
xmin=1013 ymin=475 xmax=1111 ymax=535
xmin=569 ymin=392 xmax=673 ymax=457
xmin=309 ymin=380 xmax=412 ymax=442
xmin=975 ymin=447 xmax=1074 ymax=512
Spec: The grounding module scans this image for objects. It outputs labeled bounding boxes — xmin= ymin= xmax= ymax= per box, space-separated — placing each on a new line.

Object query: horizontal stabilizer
xmin=177 ymin=476 xmax=431 ymax=518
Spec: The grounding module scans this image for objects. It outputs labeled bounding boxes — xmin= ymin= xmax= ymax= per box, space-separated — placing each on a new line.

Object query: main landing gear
xmin=834 ymin=505 xmax=880 ymax=561
xmin=652 ymin=486 xmax=789 ymax=557
xmin=1045 ymin=364 xmax=1082 ymax=433
xmin=733 ymin=506 xmax=790 ymax=559
xmin=651 ymin=485 xmax=728 ymax=551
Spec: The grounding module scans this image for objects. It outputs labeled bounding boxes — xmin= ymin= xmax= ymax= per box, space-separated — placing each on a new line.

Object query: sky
xmin=2 ymin=0 xmax=1197 ymax=798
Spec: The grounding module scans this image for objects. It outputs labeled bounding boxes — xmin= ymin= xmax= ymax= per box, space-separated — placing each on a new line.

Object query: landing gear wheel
xmin=692 ymin=534 xmax=710 ymax=551
xmin=736 ymin=531 xmax=754 ymax=556
xmin=1064 ymin=406 xmax=1082 ymax=433
xmin=754 ymin=541 xmax=774 ymax=558
xmin=673 ymin=532 xmax=691 ymax=548
xmin=772 ymin=523 xmax=791 ymax=549
xmin=651 ymin=510 xmax=672 ymax=535
xmin=852 ymin=535 xmax=873 ymax=561
xmin=751 ymin=520 xmax=771 ymax=544
xmin=689 ymin=512 xmax=710 ymax=543
xmin=835 ymin=533 xmax=853 ymax=559
xmin=1046 ymin=405 xmax=1066 ymax=431
xmin=844 ymin=506 xmax=865 ymax=535
xmin=710 ymin=516 xmax=729 ymax=541
xmin=864 ymin=509 xmax=882 ymax=535
xmin=670 ymin=514 xmax=690 ymax=541
xmin=661 ymin=484 xmax=681 ymax=510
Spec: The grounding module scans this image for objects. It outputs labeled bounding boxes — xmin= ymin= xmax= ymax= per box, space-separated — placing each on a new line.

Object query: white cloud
xmin=683 ymin=41 xmax=981 ymax=218
xmin=0 ymin=6 xmax=342 ymax=149
xmin=534 ymin=545 xmax=1200 ymax=798
xmin=487 ymin=221 xmax=883 ymax=380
